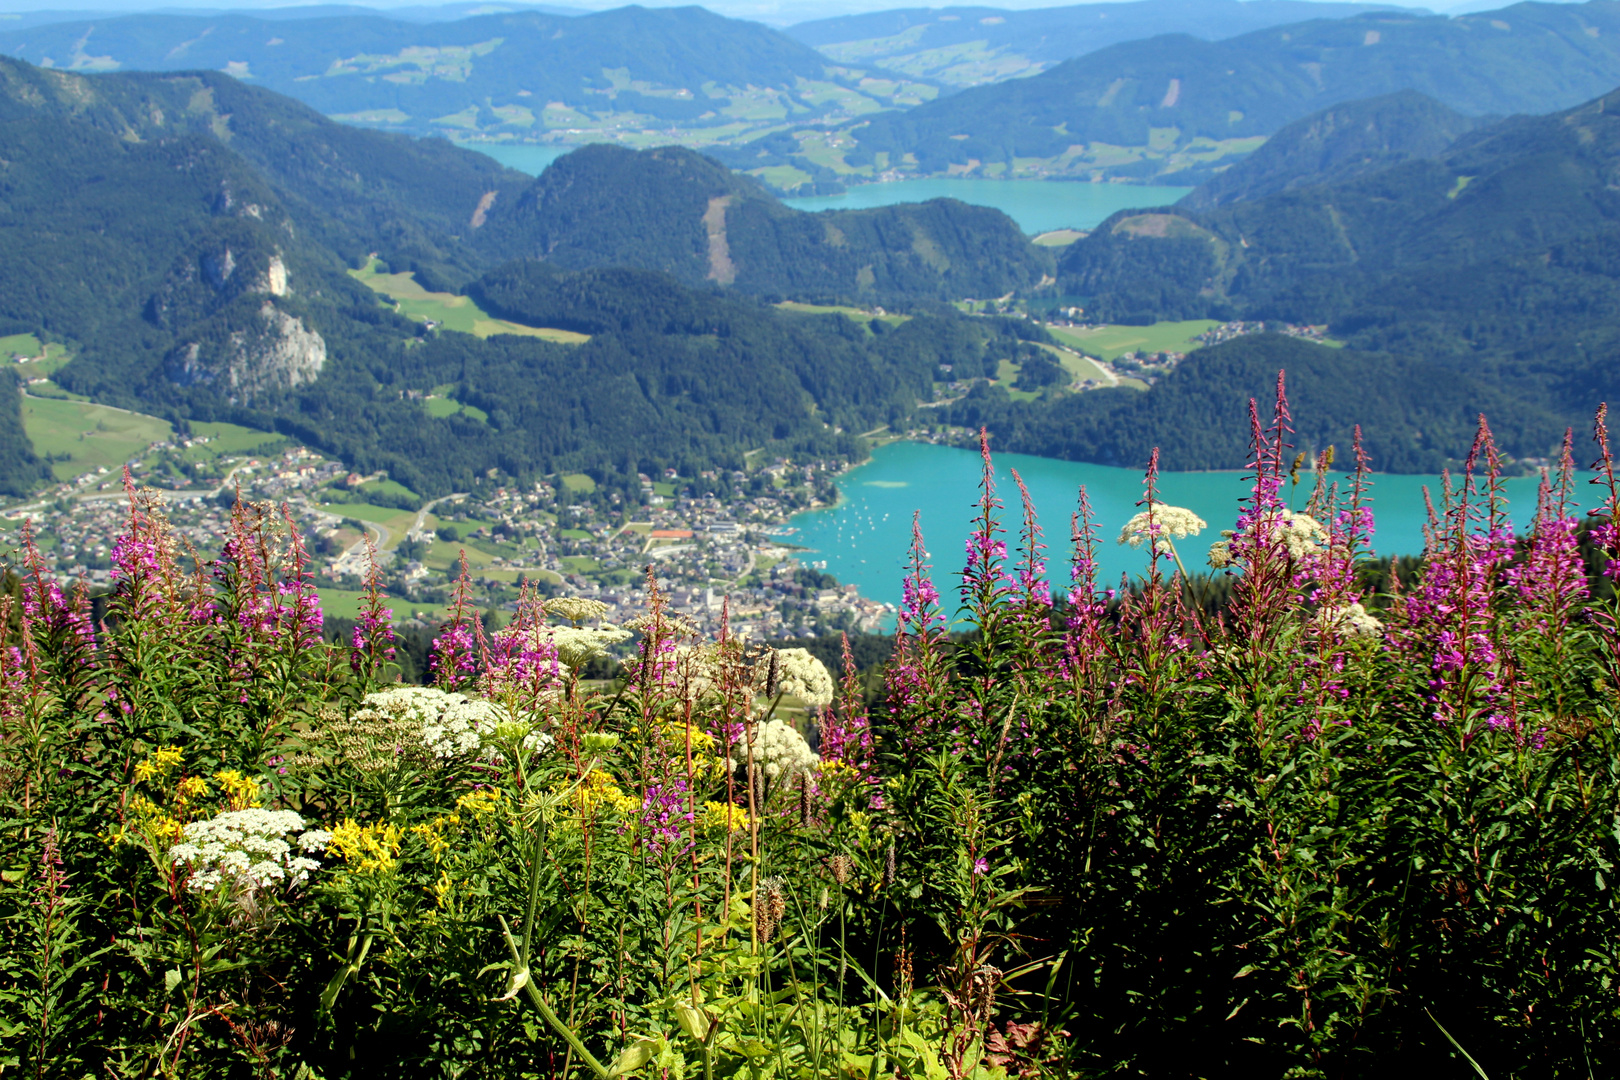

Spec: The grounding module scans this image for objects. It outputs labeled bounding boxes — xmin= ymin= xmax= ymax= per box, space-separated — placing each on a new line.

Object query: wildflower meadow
xmin=8 ymin=379 xmax=1620 ymax=1078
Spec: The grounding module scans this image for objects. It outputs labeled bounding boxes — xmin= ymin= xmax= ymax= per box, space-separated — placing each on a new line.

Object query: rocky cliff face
xmin=165 ymin=301 xmax=326 ymax=401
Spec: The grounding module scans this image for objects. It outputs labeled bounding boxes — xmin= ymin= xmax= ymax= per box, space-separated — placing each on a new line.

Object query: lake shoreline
xmin=774 ymin=439 xmax=1552 ymax=618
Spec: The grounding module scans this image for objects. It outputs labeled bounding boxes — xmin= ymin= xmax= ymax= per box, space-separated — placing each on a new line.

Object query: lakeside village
xmin=0 ymin=437 xmax=896 ymax=644
xmin=0 ymin=315 xmax=1332 ymax=643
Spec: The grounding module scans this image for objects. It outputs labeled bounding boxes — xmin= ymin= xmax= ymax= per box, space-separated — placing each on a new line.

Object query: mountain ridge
xmin=848 ymin=0 xmax=1620 ymax=183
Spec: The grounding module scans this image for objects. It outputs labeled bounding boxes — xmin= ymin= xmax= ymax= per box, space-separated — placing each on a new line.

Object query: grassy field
xmin=357 ymin=478 xmax=420 ymax=501
xmin=2 ymin=333 xmax=74 ymax=379
xmin=187 ymin=421 xmax=284 ymax=457
xmin=22 ymin=396 xmax=172 ymax=482
xmin=776 ymin=301 xmax=909 ymax=328
xmin=992 ymin=359 xmax=1043 ymax=403
xmin=422 ymin=396 xmax=490 ymax=423
xmin=559 ymin=473 xmax=597 ymax=494
xmin=1032 ymin=230 xmax=1085 ymax=247
xmin=318 ymin=503 xmax=420 ymax=547
xmin=1036 ymin=343 xmax=1117 ymax=385
xmin=349 ymin=259 xmax=590 ymax=343
xmin=1047 ymin=320 xmax=1219 ymax=361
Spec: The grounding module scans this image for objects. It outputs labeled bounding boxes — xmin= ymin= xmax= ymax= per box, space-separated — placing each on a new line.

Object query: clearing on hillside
xmin=22 ymin=396 xmax=171 ymax=482
xmin=1047 ymin=320 xmax=1218 ymax=361
xmin=350 ymin=258 xmax=590 ymax=343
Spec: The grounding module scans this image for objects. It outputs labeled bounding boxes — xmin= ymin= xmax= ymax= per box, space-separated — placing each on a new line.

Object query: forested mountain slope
xmin=1178 ymin=89 xmax=1484 ymax=209
xmin=475 ymin=144 xmax=1052 ymax=300
xmin=788 ymin=0 xmax=1410 ymax=87
xmin=851 ymin=0 xmax=1620 ymax=182
xmin=949 ymin=82 xmax=1620 ymax=472
xmin=0 ymin=6 xmax=933 ymax=144
xmin=0 ymin=56 xmax=1051 ymax=495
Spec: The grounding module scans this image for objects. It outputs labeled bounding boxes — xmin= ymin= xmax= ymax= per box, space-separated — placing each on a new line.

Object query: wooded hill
xmin=849 ymin=0 xmax=1620 ymax=182
xmin=0 ymin=6 xmax=932 ymax=145
xmin=1176 ymin=89 xmax=1487 ymax=210
xmin=475 ymin=143 xmax=1052 ymax=300
xmin=0 ymin=56 xmax=1048 ymax=495
xmin=954 ymin=82 xmax=1620 ymax=471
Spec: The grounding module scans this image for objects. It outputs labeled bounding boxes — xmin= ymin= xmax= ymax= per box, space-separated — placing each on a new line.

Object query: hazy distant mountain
xmin=852 ymin=1 xmax=1620 ymax=182
xmin=788 ymin=0 xmax=1417 ymax=86
xmin=1178 ymin=89 xmax=1484 ymax=209
xmin=0 ymin=6 xmax=933 ymax=143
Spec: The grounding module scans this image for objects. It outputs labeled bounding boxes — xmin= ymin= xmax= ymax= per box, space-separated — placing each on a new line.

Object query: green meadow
xmin=1047 ymin=319 xmax=1220 ymax=361
xmin=22 ymin=397 xmax=172 ymax=482
xmin=349 ymin=258 xmax=590 ymax=343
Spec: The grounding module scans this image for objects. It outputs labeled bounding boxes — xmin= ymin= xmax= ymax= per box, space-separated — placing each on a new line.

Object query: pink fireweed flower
xmin=639 ymin=780 xmax=694 ymax=855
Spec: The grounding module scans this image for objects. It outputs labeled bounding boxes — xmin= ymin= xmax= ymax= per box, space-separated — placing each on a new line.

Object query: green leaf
xmin=163 ymin=968 xmax=181 ymax=995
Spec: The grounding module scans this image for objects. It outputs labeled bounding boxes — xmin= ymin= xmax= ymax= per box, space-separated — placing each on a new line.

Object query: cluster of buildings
xmin=1194 ymin=321 xmax=1332 ymax=348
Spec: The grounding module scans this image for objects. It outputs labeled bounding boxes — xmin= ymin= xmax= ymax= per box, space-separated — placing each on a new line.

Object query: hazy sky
xmin=0 ymin=0 xmax=1557 ymax=27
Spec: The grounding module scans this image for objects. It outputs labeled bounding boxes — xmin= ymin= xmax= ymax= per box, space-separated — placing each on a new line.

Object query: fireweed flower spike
xmin=430 ymin=553 xmax=479 ymax=691
xmin=962 ymin=428 xmax=1012 ymax=625
xmin=350 ymin=536 xmax=397 ymax=679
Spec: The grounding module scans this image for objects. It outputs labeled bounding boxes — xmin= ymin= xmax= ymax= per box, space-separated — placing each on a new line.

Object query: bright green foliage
xmin=10 ymin=392 xmax=1620 ymax=1076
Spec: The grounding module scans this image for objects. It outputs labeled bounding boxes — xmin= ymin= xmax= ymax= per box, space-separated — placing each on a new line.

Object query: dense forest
xmin=786 ymin=0 xmax=1395 ymax=82
xmin=947 ymin=333 xmax=1565 ymax=471
xmin=1176 ymin=89 xmax=1485 ymax=210
xmin=0 ymin=370 xmax=48 ymax=498
xmin=0 ymin=6 xmax=925 ymax=143
xmin=473 ymin=144 xmax=1052 ymax=300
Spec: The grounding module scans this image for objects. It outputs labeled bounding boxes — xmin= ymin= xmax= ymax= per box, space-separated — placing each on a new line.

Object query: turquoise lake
xmin=461 ymin=143 xmax=570 ymax=175
xmin=460 ymin=143 xmax=1188 ymax=235
xmin=783 ymin=178 xmax=1191 ymax=234
xmin=776 ymin=441 xmax=1553 ymax=615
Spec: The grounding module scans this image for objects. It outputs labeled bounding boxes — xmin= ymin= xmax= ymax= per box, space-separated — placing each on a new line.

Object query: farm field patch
xmin=22 ymin=396 xmax=171 ymax=482
xmin=350 ymin=258 xmax=590 ymax=343
xmin=1046 ymin=320 xmax=1218 ymax=361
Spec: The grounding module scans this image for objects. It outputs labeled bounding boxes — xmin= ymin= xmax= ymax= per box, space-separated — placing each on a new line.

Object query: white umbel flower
xmin=1118 ymin=506 xmax=1207 ymax=553
xmin=1319 ymin=601 xmax=1384 ymax=640
xmin=543 ymin=596 xmax=610 ymax=625
xmin=761 ymin=648 xmax=836 ymax=707
xmin=1274 ymin=511 xmax=1327 ymax=560
xmin=735 ymin=718 xmax=820 ymax=785
xmin=358 ymin=686 xmax=546 ymax=760
xmin=168 ymin=809 xmax=329 ymax=893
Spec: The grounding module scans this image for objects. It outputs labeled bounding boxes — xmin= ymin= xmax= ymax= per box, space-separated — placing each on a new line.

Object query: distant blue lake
xmin=459 ymin=142 xmax=1188 ymax=234
xmin=783 ymin=178 xmax=1192 ymax=234
xmin=462 ymin=143 xmax=571 ymax=175
xmin=777 ymin=441 xmax=1550 ymax=617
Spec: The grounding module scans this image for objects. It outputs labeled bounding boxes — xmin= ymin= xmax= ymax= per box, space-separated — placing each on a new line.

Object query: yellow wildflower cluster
xmin=116 ymin=793 xmax=185 ymax=849
xmin=660 ymin=720 xmax=717 ymax=754
xmin=212 ymin=769 xmax=262 ymax=811
xmin=133 ymin=746 xmax=183 ymax=783
xmin=700 ymin=801 xmax=750 ymax=834
xmin=456 ymin=789 xmax=504 ymax=817
xmin=568 ymin=769 xmax=638 ymax=815
xmin=412 ymin=789 xmax=507 ymax=864
xmin=328 ymin=820 xmax=404 ymax=874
